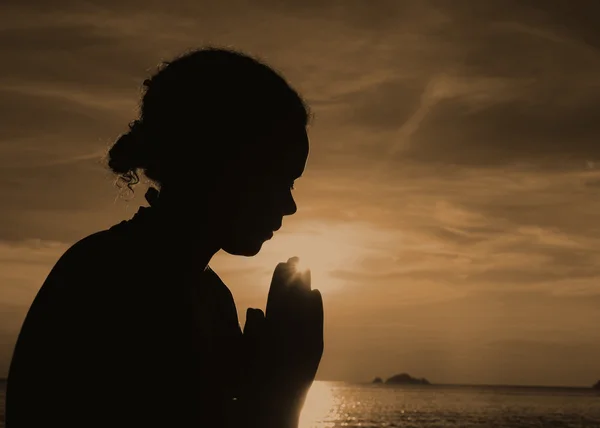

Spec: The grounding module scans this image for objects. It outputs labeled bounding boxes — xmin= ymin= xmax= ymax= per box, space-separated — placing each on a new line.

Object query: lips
xmin=265 ymin=224 xmax=279 ymax=239
xmin=257 ymin=220 xmax=281 ymax=240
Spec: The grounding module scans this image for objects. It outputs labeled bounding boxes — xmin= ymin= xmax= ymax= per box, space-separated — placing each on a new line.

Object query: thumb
xmin=243 ymin=307 xmax=265 ymax=337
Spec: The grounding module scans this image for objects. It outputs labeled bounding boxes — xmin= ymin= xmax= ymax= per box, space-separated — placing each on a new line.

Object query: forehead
xmin=259 ymin=121 xmax=309 ymax=179
xmin=281 ymin=127 xmax=309 ymax=177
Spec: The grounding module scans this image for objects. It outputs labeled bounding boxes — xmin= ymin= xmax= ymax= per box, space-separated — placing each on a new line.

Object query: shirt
xmin=6 ymin=206 xmax=244 ymax=427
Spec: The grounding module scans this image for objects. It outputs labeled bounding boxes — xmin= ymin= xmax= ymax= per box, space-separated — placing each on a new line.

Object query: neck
xmin=140 ymin=187 xmax=221 ymax=274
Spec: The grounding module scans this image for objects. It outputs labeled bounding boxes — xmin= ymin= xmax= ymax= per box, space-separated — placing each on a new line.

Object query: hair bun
xmin=107 ymin=123 xmax=144 ymax=175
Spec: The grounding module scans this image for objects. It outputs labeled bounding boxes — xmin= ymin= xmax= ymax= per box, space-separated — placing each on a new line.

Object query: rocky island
xmin=372 ymin=373 xmax=431 ymax=385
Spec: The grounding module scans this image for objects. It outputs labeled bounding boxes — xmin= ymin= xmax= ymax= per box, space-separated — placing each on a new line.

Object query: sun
xmin=210 ymin=220 xmax=387 ymax=296
xmin=258 ymin=221 xmax=369 ymax=294
xmin=290 ymin=257 xmax=309 ymax=275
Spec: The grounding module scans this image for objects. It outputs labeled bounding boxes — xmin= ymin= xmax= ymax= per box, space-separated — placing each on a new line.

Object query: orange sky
xmin=1 ymin=0 xmax=600 ymax=386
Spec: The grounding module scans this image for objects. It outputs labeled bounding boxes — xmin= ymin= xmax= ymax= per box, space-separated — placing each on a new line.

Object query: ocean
xmin=1 ymin=380 xmax=599 ymax=427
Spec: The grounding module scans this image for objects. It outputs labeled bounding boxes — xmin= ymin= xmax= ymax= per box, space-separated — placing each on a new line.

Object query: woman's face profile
xmin=219 ymin=122 xmax=309 ymax=257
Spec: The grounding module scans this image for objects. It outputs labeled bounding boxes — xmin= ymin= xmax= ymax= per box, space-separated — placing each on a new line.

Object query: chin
xmin=223 ymin=239 xmax=266 ymax=257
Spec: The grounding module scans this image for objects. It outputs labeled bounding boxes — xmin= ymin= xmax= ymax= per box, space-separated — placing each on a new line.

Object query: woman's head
xmin=107 ymin=47 xmax=310 ymax=256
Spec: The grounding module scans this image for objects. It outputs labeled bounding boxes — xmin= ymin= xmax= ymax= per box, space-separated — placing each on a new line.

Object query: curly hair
xmin=107 ymin=47 xmax=310 ymax=192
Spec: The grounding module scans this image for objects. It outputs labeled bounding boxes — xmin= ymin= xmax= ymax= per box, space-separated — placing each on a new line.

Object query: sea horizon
xmin=307 ymin=379 xmax=600 ymax=391
xmin=2 ymin=379 xmax=599 ymax=428
xmin=0 ymin=377 xmax=598 ymax=390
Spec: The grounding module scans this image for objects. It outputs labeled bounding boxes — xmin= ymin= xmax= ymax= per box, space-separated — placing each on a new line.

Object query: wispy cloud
xmin=2 ymin=0 xmax=600 ymax=385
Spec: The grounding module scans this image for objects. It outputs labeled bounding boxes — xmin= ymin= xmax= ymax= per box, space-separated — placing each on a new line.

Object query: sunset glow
xmin=2 ymin=0 xmax=600 ymax=390
xmin=257 ymin=221 xmax=390 ymax=294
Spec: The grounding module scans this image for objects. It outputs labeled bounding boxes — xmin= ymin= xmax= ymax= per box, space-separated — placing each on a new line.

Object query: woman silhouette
xmin=6 ymin=48 xmax=324 ymax=428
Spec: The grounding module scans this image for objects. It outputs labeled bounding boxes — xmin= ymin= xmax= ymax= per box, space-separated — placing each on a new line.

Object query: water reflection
xmin=297 ymin=382 xmax=600 ymax=428
xmin=299 ymin=381 xmax=339 ymax=428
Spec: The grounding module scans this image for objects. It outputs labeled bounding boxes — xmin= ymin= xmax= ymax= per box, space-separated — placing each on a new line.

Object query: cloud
xmin=285 ymin=166 xmax=600 ymax=302
xmin=2 ymin=0 xmax=600 ymax=384
xmin=0 ymin=87 xmax=124 ymax=156
xmin=0 ymin=239 xmax=69 ymax=374
xmin=288 ymin=0 xmax=600 ymax=168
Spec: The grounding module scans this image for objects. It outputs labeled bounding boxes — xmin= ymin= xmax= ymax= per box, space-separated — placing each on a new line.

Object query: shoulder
xmin=17 ymin=226 xmax=142 ymax=347
xmin=37 ymin=226 xmax=136 ymax=307
xmin=13 ymin=230 xmax=129 ymax=350
xmin=55 ymin=227 xmax=129 ymax=272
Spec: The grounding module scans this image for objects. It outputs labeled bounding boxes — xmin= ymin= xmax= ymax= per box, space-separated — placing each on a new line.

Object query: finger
xmin=242 ymin=308 xmax=266 ymax=384
xmin=266 ymin=262 xmax=290 ymax=319
xmin=280 ymin=286 xmax=315 ymax=343
xmin=243 ymin=307 xmax=265 ymax=337
xmin=267 ymin=258 xmax=306 ymax=313
xmin=272 ymin=261 xmax=292 ymax=287
xmin=268 ymin=258 xmax=311 ymax=326
xmin=284 ymin=268 xmax=313 ymax=321
xmin=303 ymin=269 xmax=311 ymax=290
xmin=297 ymin=267 xmax=312 ymax=292
xmin=308 ymin=289 xmax=324 ymax=342
xmin=307 ymin=290 xmax=324 ymax=368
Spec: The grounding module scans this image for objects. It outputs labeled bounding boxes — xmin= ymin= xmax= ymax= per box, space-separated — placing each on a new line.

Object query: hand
xmin=241 ymin=257 xmax=324 ymax=426
xmin=268 ymin=257 xmax=323 ymax=387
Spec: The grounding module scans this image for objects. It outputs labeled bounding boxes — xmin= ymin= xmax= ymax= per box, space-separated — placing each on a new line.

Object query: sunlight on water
xmin=296 ymin=382 xmax=600 ymax=428
xmin=299 ymin=381 xmax=338 ymax=428
xmin=1 ymin=381 xmax=599 ymax=428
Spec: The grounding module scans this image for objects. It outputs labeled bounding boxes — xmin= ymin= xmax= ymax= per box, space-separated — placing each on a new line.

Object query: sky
xmin=1 ymin=0 xmax=600 ymax=387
